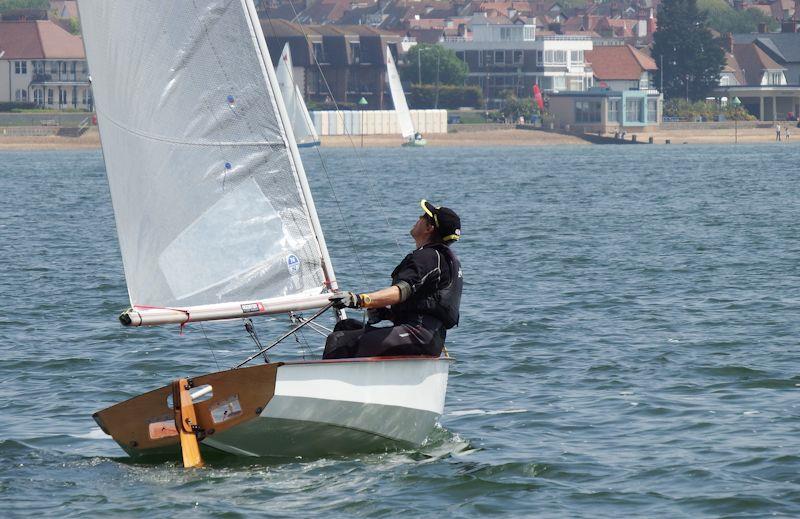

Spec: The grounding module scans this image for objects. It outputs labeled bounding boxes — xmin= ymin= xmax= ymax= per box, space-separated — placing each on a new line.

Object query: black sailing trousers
xmin=322 ymin=316 xmax=445 ymax=359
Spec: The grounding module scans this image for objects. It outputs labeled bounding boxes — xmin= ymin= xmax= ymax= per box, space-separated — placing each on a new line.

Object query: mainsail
xmin=77 ymin=0 xmax=337 ymax=325
xmin=386 ymin=48 xmax=415 ymax=140
xmin=276 ymin=43 xmax=319 ymax=147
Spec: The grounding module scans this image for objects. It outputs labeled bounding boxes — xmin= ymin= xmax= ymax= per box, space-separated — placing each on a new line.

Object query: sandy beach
xmin=0 ymin=126 xmax=797 ymax=151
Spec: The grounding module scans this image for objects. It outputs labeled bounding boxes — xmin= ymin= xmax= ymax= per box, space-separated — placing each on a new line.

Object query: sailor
xmin=323 ymin=200 xmax=463 ymax=359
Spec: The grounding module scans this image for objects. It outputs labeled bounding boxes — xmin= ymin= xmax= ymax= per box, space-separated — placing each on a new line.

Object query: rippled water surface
xmin=1 ymin=144 xmax=799 ymax=517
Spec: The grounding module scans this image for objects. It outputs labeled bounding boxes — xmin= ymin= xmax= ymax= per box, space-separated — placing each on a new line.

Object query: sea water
xmin=1 ymin=144 xmax=799 ymax=517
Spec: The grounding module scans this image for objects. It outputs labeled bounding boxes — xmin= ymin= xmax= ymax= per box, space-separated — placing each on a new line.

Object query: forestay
xmin=276 ymin=43 xmax=319 ymax=147
xmin=386 ymin=48 xmax=415 ymax=140
xmin=77 ymin=0 xmax=337 ymax=325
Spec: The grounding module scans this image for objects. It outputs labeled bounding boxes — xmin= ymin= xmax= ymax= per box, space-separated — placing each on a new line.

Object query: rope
xmin=263 ymin=7 xmax=404 ymax=262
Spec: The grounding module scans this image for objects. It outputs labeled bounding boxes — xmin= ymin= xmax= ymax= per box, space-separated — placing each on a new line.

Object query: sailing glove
xmin=330 ymin=291 xmax=363 ymax=309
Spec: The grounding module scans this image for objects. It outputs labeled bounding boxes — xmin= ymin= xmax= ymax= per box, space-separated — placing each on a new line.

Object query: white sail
xmin=77 ymin=0 xmax=338 ymax=325
xmin=276 ymin=43 xmax=319 ymax=147
xmin=386 ymin=48 xmax=415 ymax=140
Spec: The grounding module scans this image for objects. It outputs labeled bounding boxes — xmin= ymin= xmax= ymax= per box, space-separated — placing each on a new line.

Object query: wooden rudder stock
xmin=172 ymin=378 xmax=203 ymax=468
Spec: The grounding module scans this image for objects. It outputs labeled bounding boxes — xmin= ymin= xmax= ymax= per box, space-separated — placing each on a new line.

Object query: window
xmin=608 ymin=99 xmax=620 ymax=122
xmin=350 ymin=42 xmax=361 ymax=64
xmin=47 ymin=88 xmax=54 ymax=105
xmin=82 ymin=88 xmax=92 ymax=106
xmin=544 ymin=50 xmax=567 ymax=64
xmin=553 ymin=76 xmax=566 ymax=90
xmin=50 ymin=61 xmax=59 ymax=74
xmin=494 ymin=51 xmax=505 ymax=64
xmin=70 ymin=61 xmax=77 ymax=79
xmin=500 ymin=27 xmax=511 ymax=40
xmin=14 ymin=61 xmax=27 ymax=74
xmin=767 ymin=72 xmax=782 ymax=85
xmin=34 ymin=89 xmax=43 ymax=105
xmin=72 ymin=86 xmax=78 ymax=108
xmin=14 ymin=89 xmax=27 ymax=101
xmin=59 ymin=89 xmax=68 ymax=105
xmin=312 ymin=42 xmax=326 ymax=63
xmin=33 ymin=61 xmax=45 ymax=75
xmin=480 ymin=50 xmax=494 ymax=67
xmin=625 ymin=97 xmax=643 ymax=122
xmin=570 ymin=50 xmax=583 ymax=64
xmin=536 ymin=51 xmax=543 ymax=65
xmin=575 ymin=100 xmax=601 ymax=122
xmin=513 ymin=50 xmax=523 ymax=65
xmin=647 ymin=99 xmax=658 ymax=122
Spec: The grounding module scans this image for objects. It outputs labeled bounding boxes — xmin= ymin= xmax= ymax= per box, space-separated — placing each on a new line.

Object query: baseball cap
xmin=420 ymin=199 xmax=461 ymax=243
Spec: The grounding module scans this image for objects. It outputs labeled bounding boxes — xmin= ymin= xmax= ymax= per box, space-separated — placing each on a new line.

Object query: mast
xmin=241 ymin=0 xmax=339 ymax=294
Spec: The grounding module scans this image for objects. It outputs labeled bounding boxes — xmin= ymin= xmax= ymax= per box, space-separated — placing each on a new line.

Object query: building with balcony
xmin=260 ymin=19 xmax=404 ymax=109
xmin=0 ymin=20 xmax=91 ymax=110
xmin=440 ymin=13 xmax=594 ymax=107
xmin=548 ymin=88 xmax=662 ymax=133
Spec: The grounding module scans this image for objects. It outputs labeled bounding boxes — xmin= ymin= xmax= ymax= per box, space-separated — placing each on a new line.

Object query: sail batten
xmin=78 ymin=0 xmax=338 ymax=319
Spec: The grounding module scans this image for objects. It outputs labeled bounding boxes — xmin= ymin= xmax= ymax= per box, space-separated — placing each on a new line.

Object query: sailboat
xmin=77 ymin=0 xmax=450 ymax=464
xmin=386 ymin=48 xmax=425 ymax=147
xmin=276 ymin=42 xmax=320 ymax=148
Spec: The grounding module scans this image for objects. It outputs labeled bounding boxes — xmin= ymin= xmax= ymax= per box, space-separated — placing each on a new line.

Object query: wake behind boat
xmin=77 ymin=0 xmax=451 ymax=465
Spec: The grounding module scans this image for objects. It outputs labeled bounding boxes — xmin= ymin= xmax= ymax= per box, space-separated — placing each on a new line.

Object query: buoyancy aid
xmin=391 ymin=243 xmax=463 ymax=329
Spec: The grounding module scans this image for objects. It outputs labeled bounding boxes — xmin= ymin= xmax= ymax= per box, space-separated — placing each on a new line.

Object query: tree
xmin=400 ymin=44 xmax=468 ymax=86
xmin=0 ymin=0 xmax=48 ymax=11
xmin=652 ymin=0 xmax=725 ymax=101
xmin=699 ymin=0 xmax=778 ymax=33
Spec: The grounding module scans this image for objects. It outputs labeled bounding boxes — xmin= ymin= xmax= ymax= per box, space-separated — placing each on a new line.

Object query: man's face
xmin=410 ymin=215 xmax=435 ymax=240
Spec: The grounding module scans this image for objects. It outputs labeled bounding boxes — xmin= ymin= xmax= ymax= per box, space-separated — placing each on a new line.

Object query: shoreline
xmin=0 ymin=126 xmax=797 ymax=151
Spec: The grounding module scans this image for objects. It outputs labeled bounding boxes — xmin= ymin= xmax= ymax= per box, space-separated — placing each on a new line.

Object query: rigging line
xmin=199 ymin=322 xmax=221 ymax=371
xmin=261 ymin=12 xmax=369 ymax=289
xmin=271 ymin=6 xmax=403 ymax=257
xmin=236 ymin=302 xmax=334 ymax=368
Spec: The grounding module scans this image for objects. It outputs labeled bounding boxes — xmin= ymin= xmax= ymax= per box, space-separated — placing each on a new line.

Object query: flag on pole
xmin=533 ymin=84 xmax=545 ymax=111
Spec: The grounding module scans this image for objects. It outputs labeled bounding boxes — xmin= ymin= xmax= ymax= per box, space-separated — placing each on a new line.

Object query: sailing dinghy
xmin=276 ymin=43 xmax=320 ymax=148
xmin=78 ymin=0 xmax=450 ymax=464
xmin=386 ymin=48 xmax=426 ymax=147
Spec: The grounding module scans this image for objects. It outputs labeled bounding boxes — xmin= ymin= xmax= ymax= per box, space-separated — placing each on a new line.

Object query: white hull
xmin=204 ymin=357 xmax=450 ymax=457
xmin=95 ymin=357 xmax=451 ymax=460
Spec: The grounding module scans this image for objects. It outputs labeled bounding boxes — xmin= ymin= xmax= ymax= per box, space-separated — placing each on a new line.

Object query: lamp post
xmin=358 ymin=96 xmax=368 ymax=148
xmin=731 ymin=96 xmax=741 ymax=144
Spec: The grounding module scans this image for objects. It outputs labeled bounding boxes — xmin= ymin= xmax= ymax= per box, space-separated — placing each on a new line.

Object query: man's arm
xmin=359 ymin=285 xmax=403 ymax=309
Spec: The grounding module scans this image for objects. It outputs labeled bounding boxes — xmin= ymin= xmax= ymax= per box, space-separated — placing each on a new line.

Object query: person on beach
xmin=786 ymin=127 xmax=790 ymax=141
xmin=776 ymin=124 xmax=781 ymax=141
xmin=323 ymin=200 xmax=463 ymax=359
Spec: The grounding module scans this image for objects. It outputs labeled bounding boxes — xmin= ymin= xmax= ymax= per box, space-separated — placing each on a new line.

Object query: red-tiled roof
xmin=0 ymin=20 xmax=84 ymax=59
xmin=585 ymin=44 xmax=656 ymax=81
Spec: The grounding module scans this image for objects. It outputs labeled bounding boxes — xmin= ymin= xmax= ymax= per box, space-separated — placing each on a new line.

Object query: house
xmin=260 ymin=19 xmax=403 ymax=109
xmin=585 ymin=43 xmax=657 ymax=91
xmin=440 ymin=12 xmax=594 ymax=107
xmin=713 ymin=30 xmax=800 ymax=120
xmin=0 ymin=20 xmax=91 ymax=109
xmin=548 ymin=88 xmax=662 ymax=133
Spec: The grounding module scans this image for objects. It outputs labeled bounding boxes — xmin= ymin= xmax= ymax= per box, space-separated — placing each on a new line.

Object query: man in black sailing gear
xmin=322 ymin=200 xmax=463 ymax=359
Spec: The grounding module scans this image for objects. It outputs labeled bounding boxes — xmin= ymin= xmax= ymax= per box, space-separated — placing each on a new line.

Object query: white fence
xmin=311 ymin=109 xmax=447 ymax=136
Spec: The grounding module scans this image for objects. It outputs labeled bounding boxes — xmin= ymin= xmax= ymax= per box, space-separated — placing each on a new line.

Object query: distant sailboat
xmin=276 ymin=42 xmax=319 ymax=148
xmin=386 ymin=48 xmax=425 ymax=147
xmin=77 ymin=0 xmax=450 ymax=465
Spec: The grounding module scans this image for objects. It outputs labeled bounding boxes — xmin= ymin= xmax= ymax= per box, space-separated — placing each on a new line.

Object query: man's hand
xmin=329 ymin=291 xmax=362 ymax=309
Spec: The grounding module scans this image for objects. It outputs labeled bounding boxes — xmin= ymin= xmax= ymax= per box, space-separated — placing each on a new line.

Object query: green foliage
xmin=68 ymin=17 xmax=80 ymax=34
xmin=500 ymin=92 xmax=539 ymax=121
xmin=0 ymin=102 xmax=37 ymax=112
xmin=400 ymin=44 xmax=468 ymax=86
xmin=407 ymin=84 xmax=483 ymax=109
xmin=698 ymin=0 xmax=778 ymax=33
xmin=663 ymin=99 xmax=755 ymax=120
xmin=652 ymin=0 xmax=726 ymax=101
xmin=0 ymin=0 xmax=48 ymax=11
